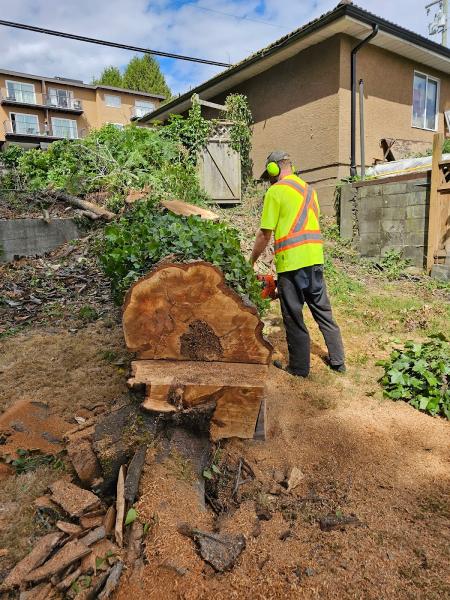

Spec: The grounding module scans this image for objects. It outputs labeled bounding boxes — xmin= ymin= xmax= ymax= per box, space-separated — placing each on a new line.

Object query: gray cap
xmin=265 ymin=150 xmax=290 ymax=166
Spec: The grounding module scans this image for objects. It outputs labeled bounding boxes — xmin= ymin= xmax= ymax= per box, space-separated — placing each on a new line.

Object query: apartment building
xmin=0 ymin=68 xmax=165 ymax=148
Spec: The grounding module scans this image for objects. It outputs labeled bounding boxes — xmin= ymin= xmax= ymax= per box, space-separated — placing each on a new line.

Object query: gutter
xmin=140 ymin=3 xmax=450 ymax=125
xmin=350 ymin=24 xmax=379 ymax=178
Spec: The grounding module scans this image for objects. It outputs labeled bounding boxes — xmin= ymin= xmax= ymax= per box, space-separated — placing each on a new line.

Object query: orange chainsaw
xmin=257 ymin=274 xmax=277 ymax=300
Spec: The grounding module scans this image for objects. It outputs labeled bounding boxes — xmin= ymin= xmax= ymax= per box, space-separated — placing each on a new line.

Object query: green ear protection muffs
xmin=266 ymin=161 xmax=296 ymax=177
xmin=266 ymin=161 xmax=280 ymax=177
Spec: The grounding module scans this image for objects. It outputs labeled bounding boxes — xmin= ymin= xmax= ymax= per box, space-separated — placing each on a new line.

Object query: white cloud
xmin=0 ymin=1 xmax=438 ymax=95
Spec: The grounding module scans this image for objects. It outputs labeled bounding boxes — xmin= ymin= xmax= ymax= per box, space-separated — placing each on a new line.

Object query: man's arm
xmin=250 ymin=228 xmax=273 ymax=266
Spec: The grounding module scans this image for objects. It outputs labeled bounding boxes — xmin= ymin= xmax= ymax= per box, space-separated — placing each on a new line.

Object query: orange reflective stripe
xmin=273 ymin=178 xmax=322 ymax=254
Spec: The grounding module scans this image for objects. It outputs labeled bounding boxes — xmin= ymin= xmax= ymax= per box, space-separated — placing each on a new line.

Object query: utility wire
xmin=194 ymin=4 xmax=287 ymax=30
xmin=0 ymin=19 xmax=231 ymax=68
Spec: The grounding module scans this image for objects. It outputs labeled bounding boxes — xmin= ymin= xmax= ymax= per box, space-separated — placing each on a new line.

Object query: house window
xmin=134 ymin=100 xmax=155 ymax=118
xmin=412 ymin=71 xmax=439 ymax=130
xmin=47 ymin=88 xmax=73 ymax=109
xmin=6 ymin=80 xmax=36 ymax=104
xmin=10 ymin=113 xmax=40 ymax=134
xmin=105 ymin=94 xmax=121 ymax=108
xmin=51 ymin=117 xmax=78 ymax=139
xmin=108 ymin=123 xmax=125 ymax=130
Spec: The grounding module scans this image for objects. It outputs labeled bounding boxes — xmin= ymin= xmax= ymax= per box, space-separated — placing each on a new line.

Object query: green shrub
xmin=98 ymin=200 xmax=267 ymax=312
xmin=377 ymin=336 xmax=450 ymax=419
xmin=373 ymin=249 xmax=410 ymax=280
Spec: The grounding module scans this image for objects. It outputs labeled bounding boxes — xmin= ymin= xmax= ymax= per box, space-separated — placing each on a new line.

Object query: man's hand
xmin=250 ymin=229 xmax=273 ymax=266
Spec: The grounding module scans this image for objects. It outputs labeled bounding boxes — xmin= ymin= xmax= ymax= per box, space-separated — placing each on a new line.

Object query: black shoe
xmin=330 ymin=363 xmax=346 ymax=373
xmin=273 ymin=360 xmax=307 ymax=378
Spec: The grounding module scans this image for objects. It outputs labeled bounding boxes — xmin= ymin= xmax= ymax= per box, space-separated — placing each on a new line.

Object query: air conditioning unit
xmin=73 ymin=100 xmax=82 ymax=110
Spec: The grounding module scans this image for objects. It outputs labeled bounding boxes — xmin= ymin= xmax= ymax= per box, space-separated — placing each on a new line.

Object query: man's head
xmin=265 ymin=150 xmax=292 ymax=181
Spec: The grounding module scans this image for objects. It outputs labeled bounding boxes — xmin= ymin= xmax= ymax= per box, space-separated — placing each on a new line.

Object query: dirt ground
xmin=0 ymin=236 xmax=449 ymax=598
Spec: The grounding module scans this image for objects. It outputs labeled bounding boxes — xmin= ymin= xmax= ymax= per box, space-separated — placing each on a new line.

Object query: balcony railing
xmin=131 ymin=105 xmax=155 ymax=119
xmin=43 ymin=93 xmax=83 ymax=111
xmin=4 ymin=119 xmax=86 ymax=139
xmin=0 ymin=88 xmax=83 ymax=111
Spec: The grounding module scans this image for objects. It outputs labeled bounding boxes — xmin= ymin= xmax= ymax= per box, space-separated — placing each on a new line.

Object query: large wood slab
xmin=122 ymin=262 xmax=272 ymax=365
xmin=128 ymin=360 xmax=267 ymax=441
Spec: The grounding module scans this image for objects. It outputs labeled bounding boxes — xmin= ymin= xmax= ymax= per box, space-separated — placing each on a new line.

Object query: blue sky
xmin=0 ymin=1 xmax=440 ymax=96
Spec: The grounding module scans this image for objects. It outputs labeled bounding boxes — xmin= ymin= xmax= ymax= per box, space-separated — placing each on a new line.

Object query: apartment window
xmin=10 ymin=113 xmax=40 ymax=135
xmin=134 ymin=100 xmax=155 ymax=118
xmin=51 ymin=117 xmax=78 ymax=139
xmin=6 ymin=80 xmax=36 ymax=104
xmin=412 ymin=71 xmax=439 ymax=130
xmin=47 ymin=88 xmax=73 ymax=109
xmin=105 ymin=94 xmax=121 ymax=108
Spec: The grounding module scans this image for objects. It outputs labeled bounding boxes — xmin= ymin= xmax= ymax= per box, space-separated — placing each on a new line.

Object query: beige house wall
xmin=337 ymin=35 xmax=450 ymax=181
xmin=206 ymin=34 xmax=450 ymax=213
xmin=0 ymin=73 xmax=161 ymax=143
xmin=208 ymin=36 xmax=342 ymax=211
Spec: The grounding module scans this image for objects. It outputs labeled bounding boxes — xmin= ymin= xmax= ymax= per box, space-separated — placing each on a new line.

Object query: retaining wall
xmin=0 ymin=218 xmax=81 ymax=263
xmin=340 ymin=176 xmax=429 ymax=268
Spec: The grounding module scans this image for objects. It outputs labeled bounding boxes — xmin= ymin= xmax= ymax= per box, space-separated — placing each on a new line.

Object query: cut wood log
xmin=49 ymin=480 xmax=101 ymax=518
xmin=115 ymin=466 xmax=126 ymax=548
xmin=124 ymin=446 xmax=146 ymax=505
xmin=161 ymin=199 xmax=219 ymax=220
xmin=80 ymin=539 xmax=118 ymax=575
xmin=129 ymin=360 xmax=267 ymax=440
xmin=24 ymin=539 xmax=91 ymax=583
xmin=1 ymin=532 xmax=63 ymax=589
xmin=122 ymin=262 xmax=272 ymax=365
xmin=45 ymin=191 xmax=115 ymax=221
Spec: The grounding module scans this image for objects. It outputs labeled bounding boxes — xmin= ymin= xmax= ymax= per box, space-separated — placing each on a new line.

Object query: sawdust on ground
xmin=114 ymin=310 xmax=450 ymax=600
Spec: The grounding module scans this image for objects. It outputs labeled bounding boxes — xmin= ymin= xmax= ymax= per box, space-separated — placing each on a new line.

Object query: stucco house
xmin=140 ymin=2 xmax=450 ymax=213
xmin=0 ymin=69 xmax=164 ymax=149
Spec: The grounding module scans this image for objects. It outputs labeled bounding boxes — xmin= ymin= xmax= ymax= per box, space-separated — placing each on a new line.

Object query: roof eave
xmin=140 ymin=2 xmax=450 ymax=124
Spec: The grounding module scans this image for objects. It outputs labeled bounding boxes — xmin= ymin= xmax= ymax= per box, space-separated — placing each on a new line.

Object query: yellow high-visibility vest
xmin=260 ymin=174 xmax=324 ymax=273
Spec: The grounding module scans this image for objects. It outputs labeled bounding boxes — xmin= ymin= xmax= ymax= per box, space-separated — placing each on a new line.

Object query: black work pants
xmin=277 ymin=265 xmax=345 ymax=376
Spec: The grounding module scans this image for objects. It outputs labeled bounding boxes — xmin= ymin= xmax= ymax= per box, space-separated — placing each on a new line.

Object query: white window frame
xmin=47 ymin=87 xmax=74 ymax=108
xmin=5 ymin=79 xmax=36 ymax=104
xmin=51 ymin=116 xmax=78 ymax=139
xmin=104 ymin=94 xmax=121 ymax=108
xmin=134 ymin=99 xmax=155 ymax=117
xmin=411 ymin=70 xmax=440 ymax=132
xmin=9 ymin=111 xmax=40 ymax=134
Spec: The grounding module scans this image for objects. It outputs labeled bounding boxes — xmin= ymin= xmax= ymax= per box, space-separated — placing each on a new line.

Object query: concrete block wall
xmin=0 ymin=218 xmax=80 ymax=263
xmin=340 ymin=178 xmax=429 ymax=268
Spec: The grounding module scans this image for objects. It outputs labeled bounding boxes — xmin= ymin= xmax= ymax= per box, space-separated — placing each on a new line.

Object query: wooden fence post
xmin=427 ymin=133 xmax=443 ymax=273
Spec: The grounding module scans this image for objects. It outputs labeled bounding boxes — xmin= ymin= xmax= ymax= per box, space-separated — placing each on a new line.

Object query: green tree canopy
xmin=92 ymin=66 xmax=123 ymax=88
xmin=123 ymin=54 xmax=171 ymax=98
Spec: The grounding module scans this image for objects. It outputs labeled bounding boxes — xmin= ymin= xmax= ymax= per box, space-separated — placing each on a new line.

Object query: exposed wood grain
xmin=115 ymin=466 xmax=126 ymax=548
xmin=123 ymin=262 xmax=272 ymax=365
xmin=161 ymin=199 xmax=219 ymax=220
xmin=130 ymin=360 xmax=266 ymax=440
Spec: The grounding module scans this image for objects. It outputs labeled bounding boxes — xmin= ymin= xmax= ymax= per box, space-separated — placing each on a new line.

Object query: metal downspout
xmin=350 ymin=24 xmax=379 ymax=178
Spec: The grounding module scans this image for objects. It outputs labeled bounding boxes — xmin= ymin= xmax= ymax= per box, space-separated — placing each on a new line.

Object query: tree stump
xmin=123 ymin=262 xmax=272 ymax=440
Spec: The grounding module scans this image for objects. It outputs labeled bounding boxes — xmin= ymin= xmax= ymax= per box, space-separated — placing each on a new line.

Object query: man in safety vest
xmin=250 ymin=150 xmax=345 ymax=377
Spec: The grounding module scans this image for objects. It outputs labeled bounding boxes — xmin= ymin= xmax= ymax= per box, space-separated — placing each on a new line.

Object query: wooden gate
xmin=199 ymin=121 xmax=241 ymax=204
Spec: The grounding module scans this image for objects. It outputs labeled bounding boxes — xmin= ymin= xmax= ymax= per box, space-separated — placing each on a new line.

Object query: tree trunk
xmin=122 ymin=261 xmax=272 ymax=365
